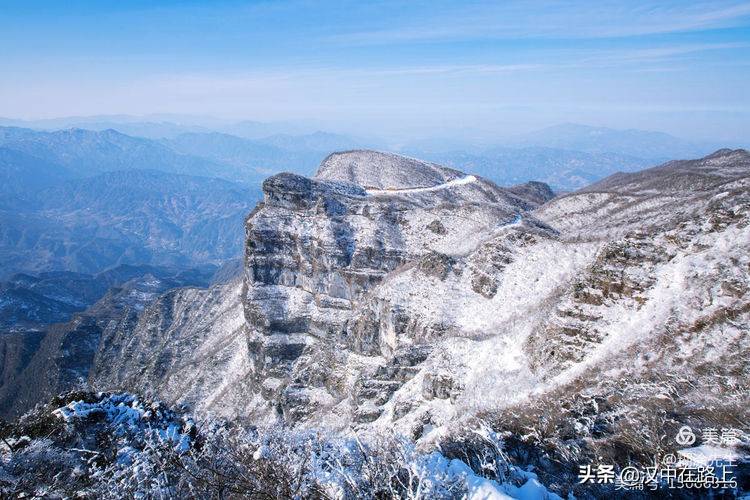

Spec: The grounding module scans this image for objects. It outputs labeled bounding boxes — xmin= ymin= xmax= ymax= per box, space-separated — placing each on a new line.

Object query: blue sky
xmin=1 ymin=0 xmax=749 ymax=142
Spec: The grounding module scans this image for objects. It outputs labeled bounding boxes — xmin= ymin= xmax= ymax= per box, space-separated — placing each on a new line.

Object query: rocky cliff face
xmin=91 ymin=149 xmax=749 ymax=423
xmin=241 ymin=150 xmax=556 ymax=426
xmin=73 ymin=148 xmax=750 ymax=495
xmin=256 ymin=148 xmax=746 ymax=437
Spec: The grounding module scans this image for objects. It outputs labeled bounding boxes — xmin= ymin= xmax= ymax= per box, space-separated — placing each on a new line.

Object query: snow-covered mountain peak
xmin=705 ymin=147 xmax=748 ymax=160
xmin=44 ymin=148 xmax=750 ymax=497
xmin=316 ymin=149 xmax=464 ymax=190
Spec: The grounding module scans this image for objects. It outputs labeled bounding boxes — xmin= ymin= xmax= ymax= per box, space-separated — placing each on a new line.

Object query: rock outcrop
xmin=242 ymin=150 xmax=555 ymax=425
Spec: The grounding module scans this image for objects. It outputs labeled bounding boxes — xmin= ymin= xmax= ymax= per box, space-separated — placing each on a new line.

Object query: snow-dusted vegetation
xmin=0 ymin=392 xmax=560 ymax=499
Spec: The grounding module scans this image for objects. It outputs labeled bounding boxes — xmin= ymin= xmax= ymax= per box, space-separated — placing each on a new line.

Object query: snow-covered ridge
xmin=366 ymin=174 xmax=477 ymax=195
xmin=316 ymin=149 xmax=464 ymax=190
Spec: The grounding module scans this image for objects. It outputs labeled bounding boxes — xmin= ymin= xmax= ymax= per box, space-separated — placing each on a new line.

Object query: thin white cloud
xmin=102 ymin=42 xmax=746 ymax=96
xmin=342 ymin=63 xmax=550 ymax=77
xmin=328 ymin=1 xmax=750 ymax=44
xmin=580 ymin=42 xmax=750 ymax=65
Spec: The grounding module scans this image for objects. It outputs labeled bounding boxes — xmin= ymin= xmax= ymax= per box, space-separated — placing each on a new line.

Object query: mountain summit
xmin=316 ymin=149 xmax=464 ymax=190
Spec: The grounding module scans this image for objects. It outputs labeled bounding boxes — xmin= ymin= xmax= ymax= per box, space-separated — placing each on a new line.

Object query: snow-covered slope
xmin=317 ymin=150 xmax=464 ymax=189
xmin=91 ymin=280 xmax=263 ymax=421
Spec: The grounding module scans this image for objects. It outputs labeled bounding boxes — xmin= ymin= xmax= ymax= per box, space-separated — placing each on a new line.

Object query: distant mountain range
xmin=0 ymin=126 xmax=251 ymax=183
xmin=0 ymin=147 xmax=72 ymax=207
xmin=505 ymin=123 xmax=725 ymax=160
xmin=402 ymin=124 xmax=741 ymax=190
xmin=4 ymin=116 xmax=740 ymax=189
xmin=0 ymin=168 xmax=257 ymax=278
xmin=0 ymin=125 xmax=370 ymax=183
xmin=0 ymin=125 xmax=375 ymax=279
xmin=161 ymin=131 xmax=365 ymax=177
xmin=410 ymin=147 xmax=655 ymax=191
xmin=0 ymin=115 xmax=342 ymax=141
xmin=0 ymin=119 xmax=743 ymax=279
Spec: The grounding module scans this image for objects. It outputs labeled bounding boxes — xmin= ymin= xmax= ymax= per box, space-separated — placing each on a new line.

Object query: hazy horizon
xmin=1 ymin=113 xmax=747 ymax=152
xmin=2 ymin=1 xmax=749 ymax=144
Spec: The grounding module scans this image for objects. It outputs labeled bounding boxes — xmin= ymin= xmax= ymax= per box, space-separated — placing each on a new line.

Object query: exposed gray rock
xmin=241 ymin=150 xmax=551 ymax=423
xmin=470 ymin=273 xmax=498 ymax=299
xmin=422 ymin=372 xmax=459 ymax=401
xmin=506 ymin=180 xmax=556 ymax=205
xmin=426 ymin=219 xmax=447 ymax=234
xmin=418 ymin=252 xmax=455 ymax=280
